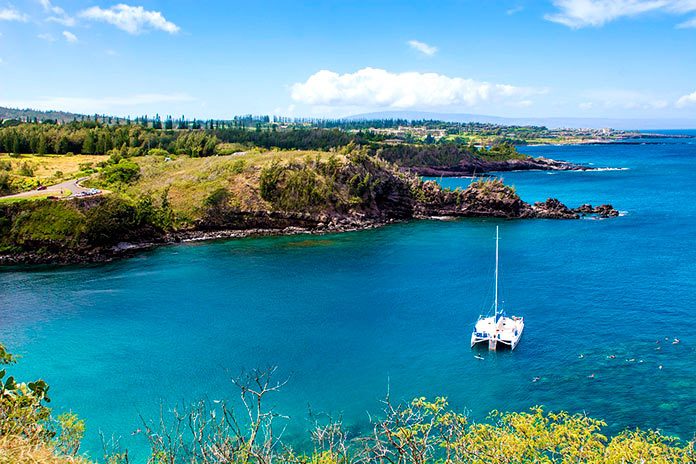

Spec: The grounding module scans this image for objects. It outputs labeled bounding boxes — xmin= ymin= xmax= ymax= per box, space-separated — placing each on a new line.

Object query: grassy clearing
xmin=0 ymin=153 xmax=106 ymax=187
xmin=107 ymin=150 xmax=342 ymax=221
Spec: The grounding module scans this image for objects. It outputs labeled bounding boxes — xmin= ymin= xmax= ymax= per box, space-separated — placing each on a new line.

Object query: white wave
xmin=589 ymin=167 xmax=629 ymax=172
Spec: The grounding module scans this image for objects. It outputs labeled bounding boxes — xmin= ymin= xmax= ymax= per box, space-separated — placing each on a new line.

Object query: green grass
xmin=0 ymin=189 xmax=72 ymax=204
xmin=94 ymin=150 xmax=344 ymax=221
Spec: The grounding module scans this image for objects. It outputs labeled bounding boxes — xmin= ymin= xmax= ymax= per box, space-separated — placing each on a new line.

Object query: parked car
xmin=37 ymin=185 xmax=47 ymax=191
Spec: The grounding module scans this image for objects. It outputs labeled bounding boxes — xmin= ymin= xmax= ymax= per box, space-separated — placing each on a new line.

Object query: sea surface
xmin=2 ymin=135 xmax=696 ymax=460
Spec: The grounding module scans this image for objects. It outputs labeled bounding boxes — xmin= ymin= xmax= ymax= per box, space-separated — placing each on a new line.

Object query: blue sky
xmin=1 ymin=0 xmax=696 ymax=121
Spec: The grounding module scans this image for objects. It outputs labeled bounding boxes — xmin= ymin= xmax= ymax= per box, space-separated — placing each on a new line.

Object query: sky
xmin=1 ymin=0 xmax=696 ymax=122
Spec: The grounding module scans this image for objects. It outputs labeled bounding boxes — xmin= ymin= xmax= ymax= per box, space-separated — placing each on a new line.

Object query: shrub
xmin=259 ymin=159 xmax=284 ymax=202
xmin=148 ymin=148 xmax=170 ymax=157
xmin=83 ymin=197 xmax=138 ymax=245
xmin=204 ymin=187 xmax=231 ymax=209
xmin=0 ymin=172 xmax=10 ymax=194
xmin=18 ymin=162 xmax=34 ymax=177
xmin=101 ymin=159 xmax=140 ymax=185
xmin=230 ymin=159 xmax=246 ymax=174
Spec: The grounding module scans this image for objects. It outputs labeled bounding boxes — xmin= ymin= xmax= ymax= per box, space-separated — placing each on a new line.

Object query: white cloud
xmin=407 ymin=39 xmax=438 ymax=56
xmin=0 ymin=7 xmax=28 ymax=22
xmin=37 ymin=33 xmax=56 ymax=42
xmin=291 ymin=67 xmax=544 ymax=109
xmin=62 ymin=30 xmax=77 ymax=43
xmin=545 ymin=0 xmax=696 ymax=28
xmin=79 ymin=4 xmax=180 ymax=34
xmin=507 ymin=6 xmax=524 ymax=15
xmin=579 ymin=101 xmax=594 ymax=110
xmin=40 ymin=0 xmax=75 ymax=26
xmin=676 ymin=90 xmax=696 ymax=107
xmin=677 ymin=15 xmax=696 ymax=26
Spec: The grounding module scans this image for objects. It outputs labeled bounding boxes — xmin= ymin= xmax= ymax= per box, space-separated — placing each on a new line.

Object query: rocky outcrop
xmin=408 ymin=156 xmax=589 ymax=177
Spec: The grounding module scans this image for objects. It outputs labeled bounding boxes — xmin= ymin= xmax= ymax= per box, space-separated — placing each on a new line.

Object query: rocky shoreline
xmin=408 ymin=156 xmax=591 ymax=177
xmin=0 ymin=200 xmax=619 ymax=267
xmin=0 ymin=153 xmax=620 ymax=267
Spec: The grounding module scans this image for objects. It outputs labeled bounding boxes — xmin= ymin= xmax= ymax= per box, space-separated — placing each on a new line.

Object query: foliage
xmin=54 ymin=412 xmax=85 ymax=457
xmin=17 ymin=162 xmax=34 ymax=177
xmin=1 ymin=348 xmax=696 ymax=463
xmin=8 ymin=201 xmax=84 ymax=246
xmin=100 ymin=159 xmax=140 ymax=185
xmin=204 ymin=187 xmax=231 ymax=209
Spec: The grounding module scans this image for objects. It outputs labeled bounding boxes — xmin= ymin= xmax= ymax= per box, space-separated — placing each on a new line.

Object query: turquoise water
xmin=2 ymin=137 xmax=696 ymax=460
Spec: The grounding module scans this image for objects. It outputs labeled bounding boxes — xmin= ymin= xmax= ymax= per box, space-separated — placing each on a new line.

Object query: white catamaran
xmin=470 ymin=226 xmax=524 ymax=351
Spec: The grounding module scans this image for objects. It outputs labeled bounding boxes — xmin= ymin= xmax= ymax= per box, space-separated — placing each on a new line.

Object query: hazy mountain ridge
xmin=345 ymin=111 xmax=696 ymax=130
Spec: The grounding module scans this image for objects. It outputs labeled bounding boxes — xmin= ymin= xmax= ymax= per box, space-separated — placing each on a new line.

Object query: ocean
xmin=2 ymin=135 xmax=695 ymax=460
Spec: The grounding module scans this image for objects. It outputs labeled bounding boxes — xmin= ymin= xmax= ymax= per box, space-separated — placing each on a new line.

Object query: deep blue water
xmin=2 ymin=138 xmax=696 ymax=460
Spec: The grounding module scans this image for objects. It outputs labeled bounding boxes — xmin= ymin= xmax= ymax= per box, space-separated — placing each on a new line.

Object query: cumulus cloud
xmin=676 ymin=91 xmax=696 ymax=107
xmin=291 ymin=67 xmax=543 ymax=109
xmin=0 ymin=7 xmax=28 ymax=21
xmin=79 ymin=4 xmax=180 ymax=34
xmin=40 ymin=0 xmax=75 ymax=26
xmin=545 ymin=0 xmax=696 ymax=28
xmin=407 ymin=39 xmax=438 ymax=56
xmin=62 ymin=30 xmax=77 ymax=43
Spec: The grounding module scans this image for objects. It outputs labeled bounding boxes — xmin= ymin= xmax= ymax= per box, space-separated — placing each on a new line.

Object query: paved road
xmin=0 ymin=177 xmax=103 ymax=200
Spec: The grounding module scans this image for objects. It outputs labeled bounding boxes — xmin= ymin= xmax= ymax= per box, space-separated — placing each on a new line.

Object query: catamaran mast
xmin=495 ymin=226 xmax=499 ymax=317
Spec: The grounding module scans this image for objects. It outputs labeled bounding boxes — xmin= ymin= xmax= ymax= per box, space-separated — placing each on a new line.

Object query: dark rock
xmin=531 ymin=198 xmax=579 ymax=219
xmin=407 ymin=156 xmax=591 ymax=177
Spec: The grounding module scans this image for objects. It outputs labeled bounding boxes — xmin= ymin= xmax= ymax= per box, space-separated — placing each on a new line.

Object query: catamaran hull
xmin=470 ymin=317 xmax=524 ymax=351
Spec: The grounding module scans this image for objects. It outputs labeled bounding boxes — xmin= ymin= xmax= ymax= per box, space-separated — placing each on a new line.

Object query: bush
xmin=83 ymin=197 xmax=138 ymax=245
xmin=148 ymin=148 xmax=170 ymax=157
xmin=18 ymin=162 xmax=34 ymax=177
xmin=230 ymin=159 xmax=246 ymax=174
xmin=0 ymin=172 xmax=10 ymax=194
xmin=204 ymin=187 xmax=231 ymax=209
xmin=101 ymin=159 xmax=140 ymax=185
xmin=259 ymin=159 xmax=284 ymax=202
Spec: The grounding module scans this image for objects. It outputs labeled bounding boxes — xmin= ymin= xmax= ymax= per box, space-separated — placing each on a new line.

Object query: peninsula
xmin=0 ymin=117 xmax=618 ymax=265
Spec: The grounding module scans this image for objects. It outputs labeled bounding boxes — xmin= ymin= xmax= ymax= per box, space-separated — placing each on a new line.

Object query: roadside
xmin=0 ymin=176 xmax=107 ymax=202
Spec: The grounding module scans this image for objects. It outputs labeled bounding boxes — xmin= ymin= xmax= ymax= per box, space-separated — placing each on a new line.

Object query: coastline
xmin=0 ymin=201 xmax=619 ymax=266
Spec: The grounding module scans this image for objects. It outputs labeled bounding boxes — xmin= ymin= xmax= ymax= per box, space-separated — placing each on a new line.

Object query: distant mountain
xmin=0 ymin=106 xmax=87 ymax=123
xmin=344 ymin=111 xmax=696 ymax=130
